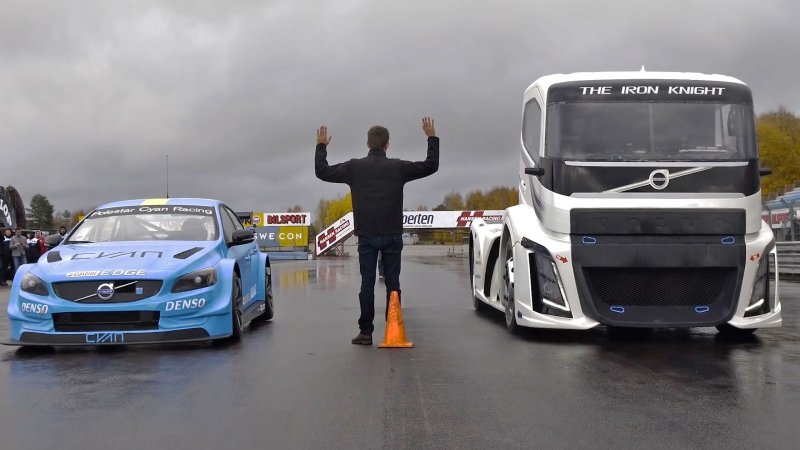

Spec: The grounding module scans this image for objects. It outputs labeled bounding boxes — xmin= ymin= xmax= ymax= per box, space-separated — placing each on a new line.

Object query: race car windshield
xmin=544 ymin=101 xmax=757 ymax=162
xmin=69 ymin=206 xmax=219 ymax=242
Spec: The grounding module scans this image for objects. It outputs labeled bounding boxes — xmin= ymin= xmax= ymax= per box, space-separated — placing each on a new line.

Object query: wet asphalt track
xmin=0 ymin=245 xmax=798 ymax=450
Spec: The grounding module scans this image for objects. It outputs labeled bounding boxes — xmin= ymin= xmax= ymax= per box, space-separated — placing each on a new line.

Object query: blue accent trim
xmin=721 ymin=236 xmax=736 ymax=245
xmin=695 ymin=306 xmax=710 ymax=314
xmin=581 ymin=236 xmax=597 ymax=244
xmin=609 ymin=306 xmax=625 ymax=314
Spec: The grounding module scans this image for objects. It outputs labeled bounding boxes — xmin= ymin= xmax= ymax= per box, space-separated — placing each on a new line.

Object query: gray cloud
xmin=1 ymin=0 xmax=798 ymax=217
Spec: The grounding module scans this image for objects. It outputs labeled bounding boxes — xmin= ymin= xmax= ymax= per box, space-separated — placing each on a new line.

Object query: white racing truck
xmin=470 ymin=71 xmax=781 ymax=337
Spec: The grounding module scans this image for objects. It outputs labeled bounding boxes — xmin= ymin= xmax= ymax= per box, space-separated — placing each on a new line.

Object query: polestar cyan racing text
xmin=6 ymin=198 xmax=274 ymax=346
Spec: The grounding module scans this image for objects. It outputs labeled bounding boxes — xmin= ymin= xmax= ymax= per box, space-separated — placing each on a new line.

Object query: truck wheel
xmin=469 ymin=237 xmax=489 ymax=312
xmin=473 ymin=295 xmax=489 ymax=312
xmin=502 ymin=239 xmax=520 ymax=334
xmin=468 ymin=236 xmax=475 ymax=289
xmin=716 ymin=324 xmax=756 ymax=338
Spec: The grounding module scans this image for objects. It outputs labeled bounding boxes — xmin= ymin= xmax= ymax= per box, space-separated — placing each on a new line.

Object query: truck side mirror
xmin=524 ymin=167 xmax=545 ymax=177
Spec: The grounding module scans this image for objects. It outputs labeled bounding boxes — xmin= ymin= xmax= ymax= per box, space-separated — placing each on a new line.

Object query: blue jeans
xmin=12 ymin=254 xmax=26 ymax=272
xmin=358 ymin=235 xmax=403 ymax=334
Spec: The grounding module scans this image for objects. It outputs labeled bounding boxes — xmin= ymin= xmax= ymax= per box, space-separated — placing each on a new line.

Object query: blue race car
xmin=6 ymin=198 xmax=273 ymax=346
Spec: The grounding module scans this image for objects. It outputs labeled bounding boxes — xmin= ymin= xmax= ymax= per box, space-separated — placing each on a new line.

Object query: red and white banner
xmin=402 ymin=210 xmax=504 ymax=229
xmin=762 ymin=208 xmax=798 ymax=229
xmin=316 ymin=212 xmax=355 ymax=255
xmin=264 ymin=212 xmax=311 ymax=226
xmin=316 ymin=210 xmax=505 ymax=255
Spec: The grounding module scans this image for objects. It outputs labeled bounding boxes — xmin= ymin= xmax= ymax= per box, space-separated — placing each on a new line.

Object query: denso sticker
xmin=165 ymin=298 xmax=206 ymax=311
xmin=66 ymin=269 xmax=147 ymax=278
xmin=20 ymin=302 xmax=49 ymax=315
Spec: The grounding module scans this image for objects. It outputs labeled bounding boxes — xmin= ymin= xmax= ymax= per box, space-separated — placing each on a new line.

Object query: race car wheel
xmin=256 ymin=265 xmax=274 ymax=322
xmin=502 ymin=239 xmax=520 ymax=334
xmin=716 ymin=324 xmax=757 ymax=338
xmin=230 ymin=274 xmax=244 ymax=341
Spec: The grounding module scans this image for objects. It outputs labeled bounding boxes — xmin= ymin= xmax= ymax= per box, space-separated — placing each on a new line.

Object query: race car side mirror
xmin=44 ymin=234 xmax=63 ymax=249
xmin=525 ymin=167 xmax=545 ymax=177
xmin=759 ymin=167 xmax=772 ymax=177
xmin=229 ymin=229 xmax=255 ymax=246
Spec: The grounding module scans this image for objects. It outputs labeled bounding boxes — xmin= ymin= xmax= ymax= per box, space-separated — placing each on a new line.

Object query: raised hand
xmin=422 ymin=117 xmax=436 ymax=137
xmin=317 ymin=126 xmax=332 ymax=145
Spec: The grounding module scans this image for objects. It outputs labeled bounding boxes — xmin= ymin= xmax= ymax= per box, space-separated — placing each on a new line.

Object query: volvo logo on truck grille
xmin=96 ymin=283 xmax=115 ymax=301
xmin=648 ymin=169 xmax=670 ymax=190
xmin=605 ymin=167 xmax=711 ymax=193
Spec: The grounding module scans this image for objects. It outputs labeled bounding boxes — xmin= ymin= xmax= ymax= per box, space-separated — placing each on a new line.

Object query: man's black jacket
xmin=315 ymin=137 xmax=439 ymax=235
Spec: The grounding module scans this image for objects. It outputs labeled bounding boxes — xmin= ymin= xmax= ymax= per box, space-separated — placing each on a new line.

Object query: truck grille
xmin=583 ymin=267 xmax=736 ymax=307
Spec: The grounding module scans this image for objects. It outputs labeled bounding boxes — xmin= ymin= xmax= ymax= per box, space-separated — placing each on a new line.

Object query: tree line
xmin=758 ymin=107 xmax=800 ymax=199
xmin=25 ymin=194 xmax=87 ymax=230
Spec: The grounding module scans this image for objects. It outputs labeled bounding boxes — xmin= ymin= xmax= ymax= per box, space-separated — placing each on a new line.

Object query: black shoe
xmin=351 ymin=333 xmax=372 ymax=345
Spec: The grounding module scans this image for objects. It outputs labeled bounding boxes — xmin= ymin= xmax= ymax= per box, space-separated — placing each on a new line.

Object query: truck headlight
xmin=533 ymin=253 xmax=570 ymax=313
xmin=21 ymin=272 xmax=48 ymax=296
xmin=172 ymin=268 xmax=217 ymax=293
xmin=745 ymin=249 xmax=774 ymax=318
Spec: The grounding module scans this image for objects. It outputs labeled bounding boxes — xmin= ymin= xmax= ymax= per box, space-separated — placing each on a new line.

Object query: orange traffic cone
xmin=378 ymin=291 xmax=414 ymax=348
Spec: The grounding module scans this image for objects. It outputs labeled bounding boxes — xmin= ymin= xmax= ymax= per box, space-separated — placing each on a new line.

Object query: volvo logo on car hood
xmin=605 ymin=167 xmax=711 ymax=193
xmin=96 ymin=283 xmax=115 ymax=301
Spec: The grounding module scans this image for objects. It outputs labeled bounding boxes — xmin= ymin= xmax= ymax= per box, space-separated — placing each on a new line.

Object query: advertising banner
xmin=316 ymin=212 xmax=355 ymax=255
xmin=0 ymin=187 xmax=14 ymax=228
xmin=254 ymin=226 xmax=309 ymax=248
xmin=401 ymin=210 xmax=505 ymax=229
xmin=250 ymin=212 xmax=265 ymax=227
xmin=315 ymin=211 xmax=504 ymax=255
xmin=762 ymin=208 xmax=799 ymax=229
xmin=264 ymin=212 xmax=311 ymax=226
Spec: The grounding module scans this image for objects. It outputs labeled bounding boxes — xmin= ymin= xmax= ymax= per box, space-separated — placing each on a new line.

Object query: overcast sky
xmin=2 ymin=0 xmax=798 ymax=216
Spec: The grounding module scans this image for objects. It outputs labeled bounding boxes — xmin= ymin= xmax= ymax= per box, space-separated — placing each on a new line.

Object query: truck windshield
xmin=545 ymin=101 xmax=756 ymax=161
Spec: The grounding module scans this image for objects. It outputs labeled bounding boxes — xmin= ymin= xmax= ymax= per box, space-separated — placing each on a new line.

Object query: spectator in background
xmin=58 ymin=226 xmax=67 ymax=239
xmin=0 ymin=228 xmax=11 ymax=286
xmin=10 ymin=228 xmax=28 ymax=271
xmin=35 ymin=231 xmax=47 ymax=255
xmin=26 ymin=232 xmax=42 ymax=264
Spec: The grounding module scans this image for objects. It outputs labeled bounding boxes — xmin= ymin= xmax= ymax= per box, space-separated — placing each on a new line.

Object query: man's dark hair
xmin=367 ymin=126 xmax=390 ymax=149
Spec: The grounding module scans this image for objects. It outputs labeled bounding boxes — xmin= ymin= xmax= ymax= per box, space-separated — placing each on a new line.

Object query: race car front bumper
xmin=5 ymin=274 xmax=236 ymax=346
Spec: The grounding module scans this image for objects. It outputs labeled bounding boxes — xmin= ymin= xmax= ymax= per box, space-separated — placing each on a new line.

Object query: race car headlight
xmin=172 ymin=268 xmax=217 ymax=293
xmin=21 ymin=272 xmax=49 ymax=296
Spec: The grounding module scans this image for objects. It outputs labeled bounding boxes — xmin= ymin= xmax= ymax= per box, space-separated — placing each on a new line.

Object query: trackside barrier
xmin=776 ymin=242 xmax=800 ymax=277
xmin=315 ymin=211 xmax=505 ymax=256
